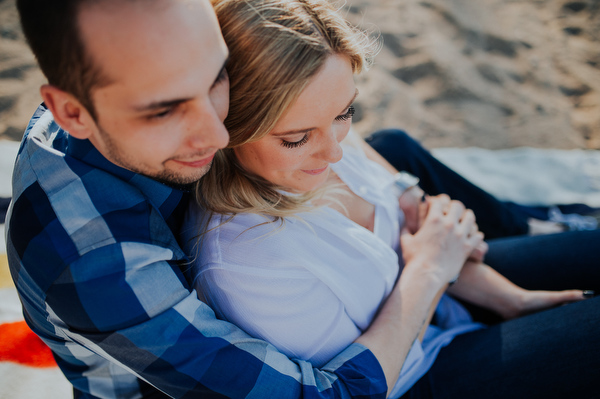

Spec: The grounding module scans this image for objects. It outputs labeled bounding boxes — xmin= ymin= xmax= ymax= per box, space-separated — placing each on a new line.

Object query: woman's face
xmin=233 ymin=54 xmax=357 ymax=193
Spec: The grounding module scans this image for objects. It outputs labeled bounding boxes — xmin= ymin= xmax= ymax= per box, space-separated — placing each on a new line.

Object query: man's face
xmin=79 ymin=0 xmax=230 ymax=185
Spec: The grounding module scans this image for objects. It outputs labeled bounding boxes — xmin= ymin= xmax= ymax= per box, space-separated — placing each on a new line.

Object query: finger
xmin=432 ymin=194 xmax=451 ymax=208
xmin=466 ymin=216 xmax=479 ymax=237
xmin=412 ymin=186 xmax=425 ymax=201
xmin=470 ymin=223 xmax=479 ymax=237
xmin=467 ymin=248 xmax=484 ymax=263
xmin=424 ymin=195 xmax=446 ymax=219
xmin=446 ymin=200 xmax=466 ymax=222
xmin=399 ymin=226 xmax=413 ymax=238
xmin=468 ymin=242 xmax=488 ymax=262
xmin=460 ymin=209 xmax=476 ymax=228
xmin=451 ymin=207 xmax=474 ymax=238
xmin=468 ymin=241 xmax=487 ymax=261
xmin=479 ymin=241 xmax=489 ymax=254
xmin=417 ymin=197 xmax=429 ymax=227
xmin=467 ymin=231 xmax=485 ymax=251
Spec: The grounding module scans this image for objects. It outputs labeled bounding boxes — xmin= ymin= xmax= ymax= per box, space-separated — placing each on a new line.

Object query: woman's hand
xmin=398 ymin=186 xmax=426 ymax=234
xmin=468 ymin=241 xmax=488 ymax=263
xmin=400 ymin=194 xmax=484 ymax=286
xmin=399 ymin=190 xmax=489 ymax=262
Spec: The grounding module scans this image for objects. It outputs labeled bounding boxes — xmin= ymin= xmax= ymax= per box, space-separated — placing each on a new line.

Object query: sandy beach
xmin=1 ymin=3 xmax=600 ymax=397
xmin=1 ymin=0 xmax=599 ymax=149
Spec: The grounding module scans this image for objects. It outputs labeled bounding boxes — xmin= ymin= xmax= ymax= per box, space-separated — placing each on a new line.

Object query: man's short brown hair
xmin=17 ymin=0 xmax=111 ymax=119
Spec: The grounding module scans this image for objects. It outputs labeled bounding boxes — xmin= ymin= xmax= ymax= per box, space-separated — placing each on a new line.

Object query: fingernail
xmin=583 ymin=290 xmax=595 ymax=298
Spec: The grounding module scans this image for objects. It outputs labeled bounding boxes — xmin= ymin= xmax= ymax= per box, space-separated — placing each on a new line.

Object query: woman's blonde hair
xmin=196 ymin=0 xmax=378 ymax=221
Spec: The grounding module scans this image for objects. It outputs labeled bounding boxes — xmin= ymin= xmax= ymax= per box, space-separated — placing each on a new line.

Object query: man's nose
xmin=187 ymin=106 xmax=230 ymax=151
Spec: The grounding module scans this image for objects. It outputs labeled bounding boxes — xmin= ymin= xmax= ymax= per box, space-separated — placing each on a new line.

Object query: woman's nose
xmin=317 ymin=129 xmax=343 ymax=163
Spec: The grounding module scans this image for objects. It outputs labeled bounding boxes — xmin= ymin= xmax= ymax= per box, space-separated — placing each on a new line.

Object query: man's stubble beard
xmin=97 ymin=126 xmax=212 ymax=186
xmin=147 ymin=162 xmax=213 ymax=187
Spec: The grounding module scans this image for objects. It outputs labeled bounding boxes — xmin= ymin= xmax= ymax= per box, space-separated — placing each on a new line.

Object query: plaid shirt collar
xmin=27 ymin=103 xmax=189 ymax=230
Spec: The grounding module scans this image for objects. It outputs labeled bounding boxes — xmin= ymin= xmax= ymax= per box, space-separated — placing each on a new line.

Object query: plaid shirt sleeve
xmin=5 ymin=105 xmax=387 ymax=399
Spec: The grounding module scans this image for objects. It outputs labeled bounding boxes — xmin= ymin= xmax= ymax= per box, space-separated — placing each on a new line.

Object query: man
xmin=8 ymin=0 xmax=431 ymax=397
xmin=6 ymin=0 xmax=391 ymax=397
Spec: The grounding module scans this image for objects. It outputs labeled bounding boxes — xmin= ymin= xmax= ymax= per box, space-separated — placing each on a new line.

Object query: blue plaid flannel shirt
xmin=5 ymin=104 xmax=387 ymax=399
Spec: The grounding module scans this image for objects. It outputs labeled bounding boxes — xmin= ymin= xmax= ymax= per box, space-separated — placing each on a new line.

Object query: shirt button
xmin=359 ymin=186 xmax=368 ymax=195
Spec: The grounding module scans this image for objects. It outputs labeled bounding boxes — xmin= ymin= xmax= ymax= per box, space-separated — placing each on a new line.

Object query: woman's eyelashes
xmin=279 ymin=105 xmax=354 ymax=149
xmin=281 ymin=134 xmax=309 ymax=149
xmin=335 ymin=105 xmax=355 ymax=122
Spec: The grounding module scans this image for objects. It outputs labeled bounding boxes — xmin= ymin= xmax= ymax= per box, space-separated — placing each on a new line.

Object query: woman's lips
xmin=302 ymin=165 xmax=329 ymax=175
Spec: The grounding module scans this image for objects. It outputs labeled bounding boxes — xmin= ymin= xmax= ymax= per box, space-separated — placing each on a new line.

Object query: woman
xmin=181 ymin=0 xmax=600 ymax=397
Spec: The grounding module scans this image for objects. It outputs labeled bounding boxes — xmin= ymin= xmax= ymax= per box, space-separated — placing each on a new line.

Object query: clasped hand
xmin=399 ymin=192 xmax=484 ymax=286
xmin=398 ymin=187 xmax=589 ymax=320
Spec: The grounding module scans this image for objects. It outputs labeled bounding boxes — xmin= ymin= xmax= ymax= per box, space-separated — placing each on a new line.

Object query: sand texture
xmin=1 ymin=0 xmax=599 ymax=149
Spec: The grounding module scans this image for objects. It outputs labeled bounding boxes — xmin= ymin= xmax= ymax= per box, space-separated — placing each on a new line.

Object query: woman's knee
xmin=364 ymin=129 xmax=424 ymax=169
xmin=364 ymin=128 xmax=414 ymax=149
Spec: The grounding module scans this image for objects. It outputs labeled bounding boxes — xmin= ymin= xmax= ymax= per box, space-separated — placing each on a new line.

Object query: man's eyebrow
xmin=133 ymin=57 xmax=230 ymax=112
xmin=271 ymin=88 xmax=360 ymax=137
xmin=133 ymin=98 xmax=191 ymax=112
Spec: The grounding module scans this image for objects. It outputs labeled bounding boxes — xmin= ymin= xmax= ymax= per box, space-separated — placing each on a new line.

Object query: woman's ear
xmin=40 ymin=84 xmax=98 ymax=139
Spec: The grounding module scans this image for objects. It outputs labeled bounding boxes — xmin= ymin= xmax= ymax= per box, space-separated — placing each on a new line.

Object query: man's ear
xmin=40 ymin=84 xmax=98 ymax=139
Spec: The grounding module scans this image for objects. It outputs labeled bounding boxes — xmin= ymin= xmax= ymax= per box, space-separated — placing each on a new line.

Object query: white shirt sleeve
xmin=197 ymin=262 xmax=362 ymax=367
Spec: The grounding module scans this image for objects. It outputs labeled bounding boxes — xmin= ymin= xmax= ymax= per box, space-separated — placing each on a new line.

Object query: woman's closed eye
xmin=281 ymin=134 xmax=309 ymax=149
xmin=335 ymin=105 xmax=355 ymax=122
